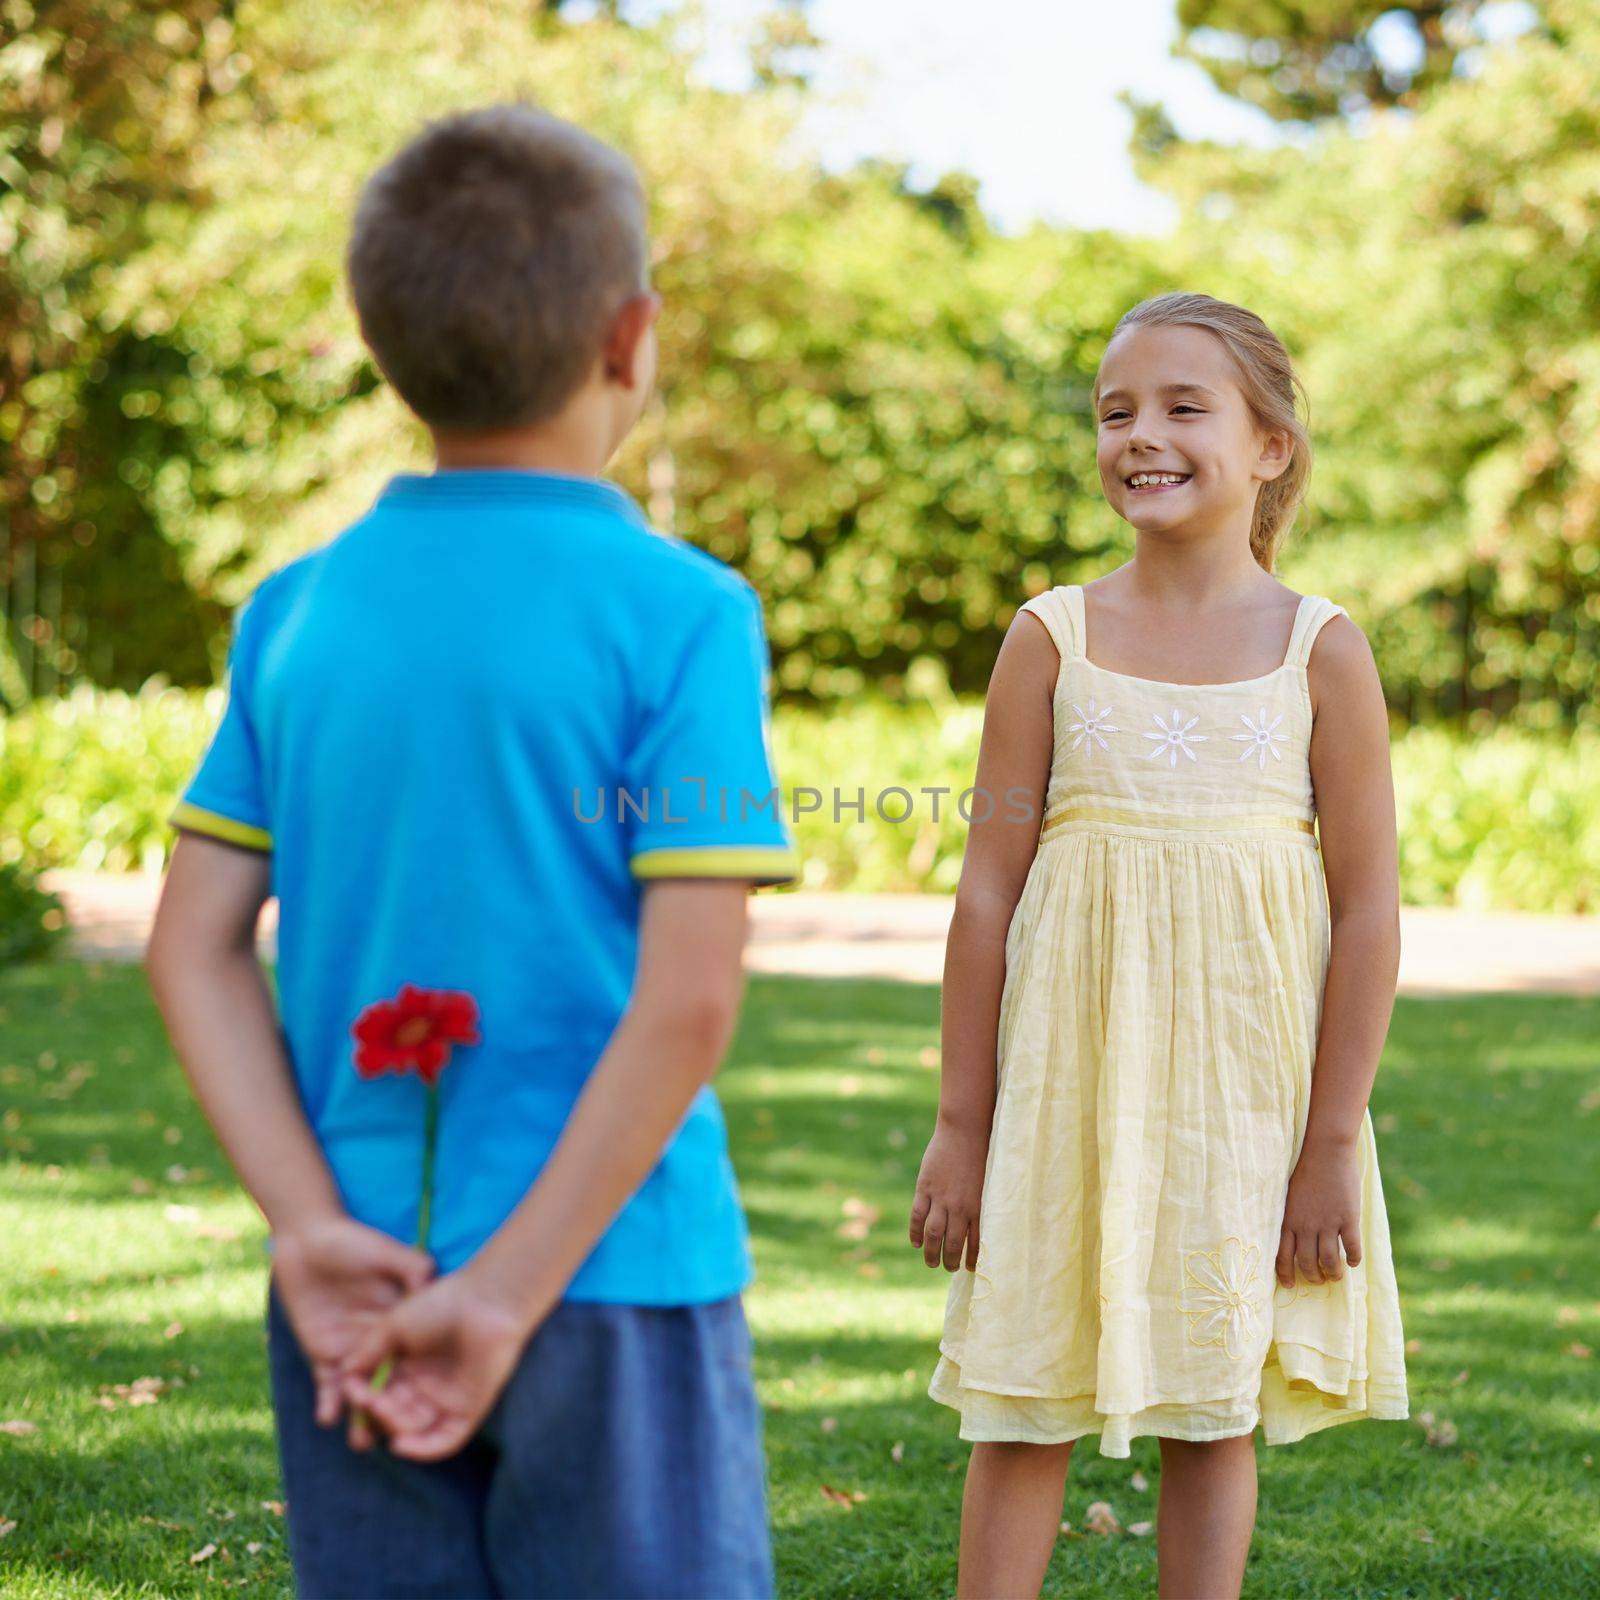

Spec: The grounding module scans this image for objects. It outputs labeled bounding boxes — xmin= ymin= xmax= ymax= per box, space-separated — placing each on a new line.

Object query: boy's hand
xmin=1276 ymin=1134 xmax=1363 ymax=1289
xmin=909 ymin=1117 xmax=988 ymax=1272
xmin=337 ymin=1269 xmax=536 ymax=1461
xmin=271 ymin=1215 xmax=436 ymax=1429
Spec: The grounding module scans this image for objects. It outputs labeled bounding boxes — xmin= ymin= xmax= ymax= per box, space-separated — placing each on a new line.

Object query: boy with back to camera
xmin=144 ymin=104 xmax=798 ymax=1600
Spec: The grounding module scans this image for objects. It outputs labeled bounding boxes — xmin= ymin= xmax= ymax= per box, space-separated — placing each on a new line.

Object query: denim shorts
xmin=265 ymin=1279 xmax=775 ymax=1599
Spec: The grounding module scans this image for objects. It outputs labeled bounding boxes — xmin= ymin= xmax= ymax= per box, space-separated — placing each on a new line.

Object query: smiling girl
xmin=910 ymin=292 xmax=1409 ymax=1599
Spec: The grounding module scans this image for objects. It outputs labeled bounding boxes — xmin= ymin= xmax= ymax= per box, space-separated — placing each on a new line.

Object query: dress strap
xmin=1017 ymin=585 xmax=1083 ymax=660
xmin=1283 ymin=595 xmax=1348 ymax=669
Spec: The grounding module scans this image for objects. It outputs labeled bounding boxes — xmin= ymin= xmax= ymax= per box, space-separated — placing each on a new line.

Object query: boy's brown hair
xmin=348 ymin=104 xmax=649 ymax=433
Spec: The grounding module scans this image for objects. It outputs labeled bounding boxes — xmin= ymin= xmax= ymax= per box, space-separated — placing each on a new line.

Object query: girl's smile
xmin=1124 ymin=470 xmax=1193 ymax=494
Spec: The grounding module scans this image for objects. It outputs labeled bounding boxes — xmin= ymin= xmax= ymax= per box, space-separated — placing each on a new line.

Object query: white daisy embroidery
xmin=1143 ymin=708 xmax=1208 ymax=767
xmin=1066 ymin=699 xmax=1119 ymax=753
xmin=1179 ymin=1237 xmax=1265 ymax=1361
xmin=1231 ymin=707 xmax=1289 ymax=772
xmin=1272 ymin=1276 xmax=1335 ymax=1310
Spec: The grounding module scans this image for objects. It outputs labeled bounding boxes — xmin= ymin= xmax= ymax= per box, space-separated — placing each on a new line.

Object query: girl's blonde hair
xmin=1102 ymin=292 xmax=1312 ymax=572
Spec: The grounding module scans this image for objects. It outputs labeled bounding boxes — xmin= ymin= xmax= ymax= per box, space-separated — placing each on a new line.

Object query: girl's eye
xmin=1107 ymin=403 xmax=1203 ymax=422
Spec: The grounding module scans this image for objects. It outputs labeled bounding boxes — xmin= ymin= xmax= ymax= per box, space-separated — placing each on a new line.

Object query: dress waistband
xmin=1040 ymin=804 xmax=1317 ymax=841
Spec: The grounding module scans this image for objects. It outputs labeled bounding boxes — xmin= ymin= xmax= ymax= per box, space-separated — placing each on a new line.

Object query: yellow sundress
xmin=929 ymin=584 xmax=1410 ymax=1456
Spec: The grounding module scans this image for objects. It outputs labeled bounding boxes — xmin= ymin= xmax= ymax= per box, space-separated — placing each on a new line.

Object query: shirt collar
xmin=378 ymin=468 xmax=650 ymax=528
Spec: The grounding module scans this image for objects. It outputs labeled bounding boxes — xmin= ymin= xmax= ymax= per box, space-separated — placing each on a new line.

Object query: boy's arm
xmin=145 ymin=834 xmax=341 ymax=1229
xmin=145 ymin=833 xmax=433 ymax=1422
xmin=340 ymin=876 xmax=749 ymax=1461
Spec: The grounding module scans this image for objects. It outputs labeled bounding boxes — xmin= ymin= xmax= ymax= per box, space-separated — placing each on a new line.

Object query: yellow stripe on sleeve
xmin=630 ymin=845 xmax=800 ymax=886
xmin=170 ymin=802 xmax=274 ymax=853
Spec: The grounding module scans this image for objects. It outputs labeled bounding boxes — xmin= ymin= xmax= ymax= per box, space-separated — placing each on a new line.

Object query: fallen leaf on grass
xmin=1564 ymin=1342 xmax=1592 ymax=1359
xmin=1416 ymin=1410 xmax=1458 ymax=1448
xmin=0 ymin=1421 xmax=37 ymax=1436
xmin=1405 ymin=1337 xmax=1423 ymax=1354
xmin=1417 ymin=1528 xmax=1435 ymax=1544
xmin=1059 ymin=1521 xmax=1080 ymax=1538
xmin=836 ymin=1196 xmax=882 ymax=1241
xmin=1130 ymin=1469 xmax=1149 ymax=1492
xmin=190 ymin=1543 xmax=217 ymax=1564
xmin=1451 ymin=1369 xmax=1470 ymax=1386
xmin=139 ymin=1516 xmax=184 ymax=1531
xmin=1556 ymin=1306 xmax=1581 ymax=1327
xmin=890 ymin=1440 xmax=904 ymax=1464
xmin=819 ymin=1485 xmax=866 ymax=1508
xmin=260 ymin=1501 xmax=284 ymax=1516
xmin=0 ymin=1519 xmax=16 ymax=1538
xmin=246 ymin=1542 xmax=264 ymax=1555
xmin=819 ymin=1416 xmax=837 ymax=1433
xmin=162 ymin=1205 xmax=241 ymax=1243
xmin=163 ymin=1322 xmax=184 ymax=1340
xmin=1127 ymin=1521 xmax=1154 ymax=1536
xmin=93 ymin=1376 xmax=169 ymax=1410
xmin=1084 ymin=1501 xmax=1122 ymax=1536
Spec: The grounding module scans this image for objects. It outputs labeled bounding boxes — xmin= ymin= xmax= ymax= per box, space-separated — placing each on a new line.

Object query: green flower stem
xmin=368 ymin=1081 xmax=439 ymax=1398
xmin=417 ymin=1081 xmax=438 ymax=1253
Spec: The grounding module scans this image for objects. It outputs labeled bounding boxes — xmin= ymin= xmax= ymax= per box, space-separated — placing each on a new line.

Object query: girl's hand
xmin=909 ymin=1118 xmax=988 ymax=1271
xmin=1276 ymin=1135 xmax=1362 ymax=1288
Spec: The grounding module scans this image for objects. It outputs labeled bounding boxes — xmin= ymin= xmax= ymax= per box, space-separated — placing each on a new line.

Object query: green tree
xmin=0 ymin=0 xmax=236 ymax=694
xmin=1174 ymin=0 xmax=1543 ymax=122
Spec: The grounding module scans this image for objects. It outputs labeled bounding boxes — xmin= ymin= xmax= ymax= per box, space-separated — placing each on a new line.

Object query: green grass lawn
xmin=1 ymin=961 xmax=1597 ymax=1597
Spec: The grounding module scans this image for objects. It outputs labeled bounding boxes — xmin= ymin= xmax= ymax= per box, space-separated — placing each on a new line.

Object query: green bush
xmin=2 ymin=689 xmax=1597 ymax=911
xmin=0 ymin=859 xmax=69 ymax=967
xmin=0 ymin=683 xmax=224 ymax=874
xmin=1391 ymin=725 xmax=1600 ymax=915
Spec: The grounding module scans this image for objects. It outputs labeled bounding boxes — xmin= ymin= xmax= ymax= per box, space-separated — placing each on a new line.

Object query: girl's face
xmin=1094 ymin=323 xmax=1289 ymax=539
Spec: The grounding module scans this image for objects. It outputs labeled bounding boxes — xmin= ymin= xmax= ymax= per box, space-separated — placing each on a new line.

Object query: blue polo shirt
xmin=171 ymin=469 xmax=799 ymax=1304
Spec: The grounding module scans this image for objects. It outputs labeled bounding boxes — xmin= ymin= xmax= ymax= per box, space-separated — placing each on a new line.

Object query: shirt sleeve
xmin=623 ymin=580 xmax=799 ymax=888
xmin=168 ymin=596 xmax=273 ymax=854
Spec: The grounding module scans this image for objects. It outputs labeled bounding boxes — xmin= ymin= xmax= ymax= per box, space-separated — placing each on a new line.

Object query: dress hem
xmin=929 ymin=1357 xmax=1410 ymax=1458
xmin=938 ymin=1403 xmax=1412 ymax=1457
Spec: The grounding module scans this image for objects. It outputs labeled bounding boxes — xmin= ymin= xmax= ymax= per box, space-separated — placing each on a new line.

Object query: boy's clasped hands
xmin=271 ymin=1212 xmax=536 ymax=1461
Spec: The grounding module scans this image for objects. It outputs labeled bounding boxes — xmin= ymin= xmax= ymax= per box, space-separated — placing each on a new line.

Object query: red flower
xmin=351 ymin=984 xmax=480 ymax=1086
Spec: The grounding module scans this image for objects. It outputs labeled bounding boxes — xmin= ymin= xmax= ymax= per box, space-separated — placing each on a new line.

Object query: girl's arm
xmin=1305 ymin=614 xmax=1403 ymax=1140
xmin=1279 ymin=613 xmax=1402 ymax=1288
xmin=909 ymin=612 xmax=1056 ymax=1271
